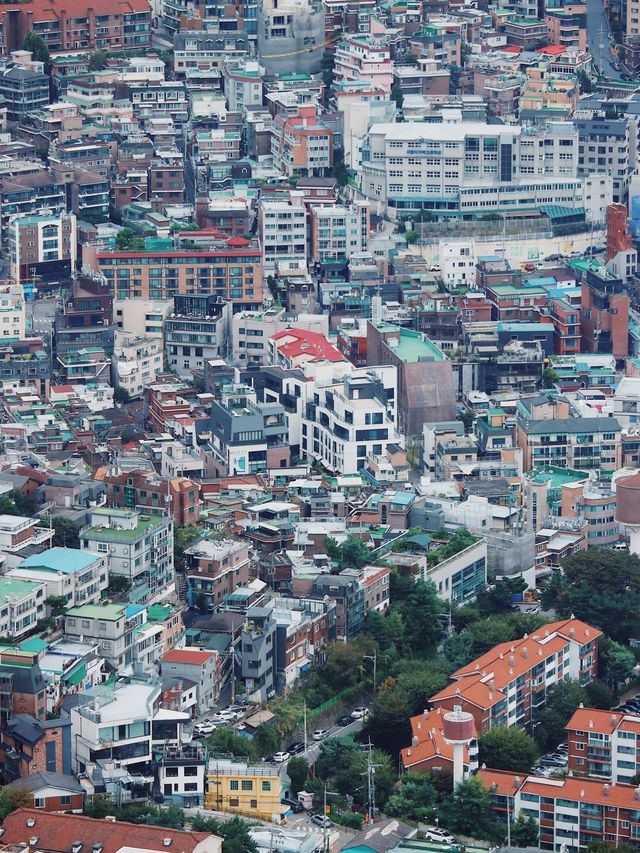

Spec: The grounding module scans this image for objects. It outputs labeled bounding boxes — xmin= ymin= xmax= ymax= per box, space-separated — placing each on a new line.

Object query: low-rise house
xmin=9 ymin=548 xmax=108 ymax=608
xmin=0 ymin=577 xmax=46 ymax=640
xmin=185 ymin=538 xmax=251 ymax=610
xmin=64 ymin=603 xmax=132 ymax=670
xmin=400 ymin=707 xmax=479 ymax=776
xmin=160 ymin=648 xmax=221 ymax=714
xmin=0 ymin=514 xmax=52 ymax=556
xmin=204 ymin=758 xmax=281 ymax=822
xmin=0 ymin=714 xmax=72 ymax=782
xmin=3 ymin=771 xmax=84 ymax=812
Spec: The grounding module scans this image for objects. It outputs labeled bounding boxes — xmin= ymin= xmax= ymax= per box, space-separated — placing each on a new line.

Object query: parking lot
xmin=531 ymin=742 xmax=568 ymax=777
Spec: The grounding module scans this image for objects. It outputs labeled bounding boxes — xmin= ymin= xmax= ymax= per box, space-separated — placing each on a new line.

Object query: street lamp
xmin=363 ymin=651 xmax=377 ymax=694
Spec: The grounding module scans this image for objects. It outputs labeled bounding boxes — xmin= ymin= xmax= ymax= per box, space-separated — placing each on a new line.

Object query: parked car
xmin=287 ymin=742 xmax=306 ymax=755
xmin=193 ymin=721 xmax=216 ymax=735
xmin=312 ymin=729 xmax=329 ymax=740
xmin=351 ymin=707 xmax=369 ymax=719
xmin=281 ymin=798 xmax=304 ymax=814
xmin=336 ymin=714 xmax=353 ymax=726
xmin=423 ymin=828 xmax=456 ymax=844
xmin=273 ymin=751 xmax=291 ymax=763
xmin=213 ymin=709 xmax=236 ymax=721
xmin=545 ymin=253 xmax=563 ymax=262
xmin=311 ymin=814 xmax=332 ymax=828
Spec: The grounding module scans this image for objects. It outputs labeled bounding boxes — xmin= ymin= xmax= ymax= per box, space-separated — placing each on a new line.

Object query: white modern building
xmin=302 ymin=365 xmax=400 ymax=474
xmin=0 ymin=283 xmax=25 ymax=341
xmin=361 ymin=120 xmax=611 ymax=221
xmin=232 ymin=308 xmax=329 ymax=366
xmin=79 ymin=507 xmax=174 ymax=604
xmin=0 ymin=576 xmax=46 ymax=639
xmin=112 ymin=330 xmax=164 ymax=400
xmin=8 ymin=547 xmax=108 ymax=607
xmin=259 ymin=192 xmax=308 ymax=274
xmin=64 ymin=602 xmax=132 ymax=669
xmin=113 ymin=298 xmax=173 ymax=338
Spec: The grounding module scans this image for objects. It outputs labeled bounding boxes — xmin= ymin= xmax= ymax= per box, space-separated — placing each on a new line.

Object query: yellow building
xmin=205 ymin=759 xmax=282 ymax=822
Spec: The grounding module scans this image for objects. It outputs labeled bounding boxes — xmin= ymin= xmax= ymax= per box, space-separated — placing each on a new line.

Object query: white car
xmin=312 ymin=729 xmax=329 ymax=740
xmin=423 ymin=828 xmax=455 ymax=844
xmin=213 ymin=709 xmax=236 ymax=721
xmin=193 ymin=722 xmax=215 ymax=735
xmin=273 ymin=751 xmax=291 ymax=763
xmin=351 ymin=707 xmax=369 ymax=719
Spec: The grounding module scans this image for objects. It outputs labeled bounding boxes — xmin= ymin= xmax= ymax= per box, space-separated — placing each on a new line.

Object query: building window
xmin=230 ymin=780 xmax=239 ymax=790
xmin=241 ymin=780 xmax=253 ymax=791
xmin=262 ymin=781 xmax=271 ymax=791
xmin=34 ymin=798 xmax=45 ymax=809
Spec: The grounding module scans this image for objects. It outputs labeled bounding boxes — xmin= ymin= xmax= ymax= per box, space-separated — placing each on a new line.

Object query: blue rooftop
xmin=125 ymin=604 xmax=147 ymax=618
xmin=523 ymin=276 xmax=558 ymax=287
xmin=391 ymin=491 xmax=415 ymax=506
xmin=497 ymin=322 xmax=550 ymax=332
xmin=19 ymin=548 xmax=99 ymax=574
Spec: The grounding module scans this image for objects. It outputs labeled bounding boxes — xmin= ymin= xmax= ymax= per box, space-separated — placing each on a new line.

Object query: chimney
xmin=163 ymin=840 xmax=173 ymax=847
xmin=412 ymin=736 xmax=419 ymax=746
xmin=522 ymin=647 xmax=528 ymax=659
xmin=423 ymin=708 xmax=428 ymax=718
xmin=72 ymin=843 xmax=83 ymax=853
xmin=603 ymin=784 xmax=610 ymax=797
xmin=612 ymin=715 xmax=618 ymax=726
xmin=634 ymin=787 xmax=640 ymax=800
xmin=569 ymin=627 xmax=576 ymax=638
xmin=26 ymin=820 xmax=36 ymax=829
xmin=499 ymin=653 xmax=504 ymax=660
xmin=104 ymin=816 xmax=117 ymax=823
xmin=589 ymin=720 xmax=594 ymax=729
xmin=508 ymin=655 xmax=515 ymax=666
xmin=29 ymin=839 xmax=38 ymax=847
xmin=407 ymin=748 xmax=411 ymax=757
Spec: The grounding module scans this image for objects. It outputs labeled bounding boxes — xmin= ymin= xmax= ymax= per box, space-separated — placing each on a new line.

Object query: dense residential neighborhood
xmin=0 ymin=0 xmax=640 ymax=850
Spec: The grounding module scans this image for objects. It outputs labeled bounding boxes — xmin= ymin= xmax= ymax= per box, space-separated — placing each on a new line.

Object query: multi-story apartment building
xmin=165 ymin=297 xmax=232 ymax=380
xmin=429 ymin=618 xmax=601 ymax=735
xmin=9 ymin=548 xmax=108 ymax=608
xmin=111 ymin=330 xmax=164 ymax=399
xmin=223 ymin=61 xmax=265 ymax=112
xmin=259 ymin=192 xmax=308 ymax=274
xmin=129 ymin=85 xmax=188 ymax=127
xmin=0 ymin=0 xmax=151 ymax=53
xmin=9 ymin=212 xmax=76 ymax=287
xmin=80 ymin=507 xmax=174 ymax=605
xmin=334 ymin=31 xmax=394 ymax=93
xmin=309 ymin=203 xmax=370 ymax=276
xmin=0 ymin=173 xmax=66 ymax=243
xmin=103 ymin=469 xmax=199 ymax=527
xmin=161 ymin=648 xmax=221 ymax=713
xmin=0 ymin=283 xmax=24 ymax=342
xmin=240 ymin=605 xmax=277 ymax=700
xmin=156 ymin=743 xmax=206 ymax=808
xmin=64 ymin=602 xmax=132 ymax=668
xmin=0 ymin=514 xmax=53 ymax=554
xmin=579 ymin=266 xmax=630 ymax=360
xmin=209 ymin=382 xmax=290 ymax=476
xmin=257 ymin=0 xmax=325 ymax=76
xmin=0 ymin=577 xmax=46 ymax=640
xmin=575 ymin=115 xmax=630 ymax=203
xmin=361 ymin=120 xmax=609 ymax=222
xmin=516 ymin=415 xmax=622 ymax=472
xmin=480 ymin=767 xmax=640 ymax=851
xmin=0 ymin=55 xmax=49 ymax=121
xmin=302 ymin=366 xmax=400 ymax=475
xmin=185 ymin=538 xmax=251 ymax=609
xmin=271 ymin=105 xmax=333 ymax=178
xmin=95 ymin=235 xmax=263 ymax=307
xmin=566 ymin=707 xmax=640 ymax=783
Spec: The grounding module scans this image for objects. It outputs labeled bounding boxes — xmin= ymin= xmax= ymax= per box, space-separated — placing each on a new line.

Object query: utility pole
xmin=363 ymin=739 xmax=381 ymax=825
xmin=363 ymin=650 xmax=377 ymax=693
xmin=303 ymin=698 xmax=308 ymax=752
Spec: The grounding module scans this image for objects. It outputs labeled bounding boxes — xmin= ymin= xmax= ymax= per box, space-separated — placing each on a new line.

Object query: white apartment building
xmin=232 ymin=308 xmax=329 ymax=366
xmin=259 ymin=193 xmax=308 ymax=274
xmin=80 ymin=507 xmax=174 ymax=604
xmin=302 ymin=365 xmax=400 ymax=474
xmin=0 ymin=283 xmax=25 ymax=341
xmin=361 ymin=120 xmax=611 ymax=221
xmin=8 ymin=547 xmax=108 ymax=607
xmin=113 ymin=298 xmax=173 ymax=338
xmin=64 ymin=602 xmax=132 ymax=669
xmin=223 ymin=60 xmax=264 ymax=111
xmin=0 ymin=576 xmax=46 ymax=639
xmin=0 ymin=514 xmax=53 ymax=554
xmin=70 ymin=679 xmax=188 ymax=773
xmin=112 ymin=330 xmax=164 ymax=399
xmin=310 ymin=203 xmax=370 ymax=265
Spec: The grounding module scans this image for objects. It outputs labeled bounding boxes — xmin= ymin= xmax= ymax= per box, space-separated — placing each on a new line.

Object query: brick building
xmin=0 ymin=714 xmax=71 ymax=782
xmin=99 ymin=468 xmax=200 ymax=526
xmin=566 ymin=706 xmax=640 ymax=783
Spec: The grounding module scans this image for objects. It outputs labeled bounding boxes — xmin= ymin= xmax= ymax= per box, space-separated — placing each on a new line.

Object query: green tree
xmin=541 ymin=550 xmax=640 ymax=642
xmin=316 ymin=737 xmax=395 ymax=808
xmin=51 ymin=517 xmax=82 ymax=548
xmin=599 ymin=636 xmax=636 ymax=690
xmin=174 ymin=525 xmax=201 ymax=570
xmin=386 ymin=772 xmax=438 ymax=822
xmin=45 ymin=595 xmax=68 ymax=617
xmin=534 ymin=680 xmax=587 ymax=751
xmin=113 ymin=387 xmax=131 ymax=404
xmin=287 ymin=756 xmax=308 ymax=794
xmin=324 ymin=535 xmax=370 ymax=570
xmin=195 ymin=592 xmax=209 ymax=614
xmin=394 ymin=660 xmax=452 ymax=716
xmin=107 ymin=575 xmax=131 ymax=598
xmin=511 ymin=813 xmax=539 ymax=847
xmin=441 ymin=776 xmax=493 ymax=838
xmin=89 ymin=49 xmax=110 ymax=70
xmin=207 ymin=727 xmax=254 ymax=759
xmin=390 ymin=570 xmax=417 ymax=604
xmin=365 ymin=677 xmax=412 ymax=757
xmin=0 ymin=786 xmax=34 ymax=820
xmin=396 ymin=579 xmax=444 ymax=654
xmin=391 ymin=82 xmax=404 ymax=111
xmin=476 ymin=576 xmax=526 ymax=617
xmin=542 ymin=367 xmax=559 ymax=388
xmin=585 ymin=679 xmax=616 ymax=710
xmin=478 ymin=725 xmax=539 ymax=772
xmin=442 ymin=630 xmax=476 ymax=668
xmin=22 ymin=32 xmax=50 ymax=70
xmin=467 ymin=614 xmax=518 ymax=656
xmin=191 ymin=815 xmax=258 ymax=853
xmin=587 ymin=843 xmax=635 ymax=853
xmin=253 ymin=723 xmax=279 ymax=758
xmin=577 ymin=69 xmax=594 ymax=93
xmin=0 ymin=489 xmax=36 ymax=516
xmin=405 ymin=230 xmax=419 ymax=244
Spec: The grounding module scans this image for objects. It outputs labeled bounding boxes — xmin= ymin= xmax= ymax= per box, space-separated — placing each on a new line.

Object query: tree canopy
xmin=22 ymin=32 xmax=50 ymax=69
xmin=478 ymin=725 xmax=539 ymax=773
xmin=541 ymin=550 xmax=640 ymax=642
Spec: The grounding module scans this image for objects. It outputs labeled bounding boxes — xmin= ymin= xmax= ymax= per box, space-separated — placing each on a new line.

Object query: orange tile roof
xmin=566 ymin=707 xmax=622 ymax=734
xmin=162 ymin=648 xmax=215 ymax=665
xmin=401 ymin=709 xmax=476 ymax=770
xmin=478 ymin=770 xmax=640 ymax=810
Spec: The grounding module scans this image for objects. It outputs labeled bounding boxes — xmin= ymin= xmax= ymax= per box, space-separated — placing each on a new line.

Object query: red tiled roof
xmin=270 ymin=328 xmax=345 ymax=364
xmin=537 ymin=44 xmax=567 ymax=54
xmin=566 ymin=707 xmax=622 ymax=734
xmin=1 ymin=809 xmax=215 ymax=853
xmin=162 ymin=648 xmax=215 ymax=665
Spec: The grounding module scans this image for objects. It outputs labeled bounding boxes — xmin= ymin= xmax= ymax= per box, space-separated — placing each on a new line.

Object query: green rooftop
xmin=374 ymin=323 xmax=447 ymax=362
xmin=66 ymin=603 xmax=126 ymax=620
xmin=82 ymin=514 xmax=163 ymax=544
xmin=0 ymin=577 xmax=44 ymax=598
xmin=527 ymin=466 xmax=589 ymax=487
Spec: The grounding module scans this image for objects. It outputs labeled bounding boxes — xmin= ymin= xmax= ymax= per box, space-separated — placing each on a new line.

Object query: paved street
xmin=586 ymin=0 xmax=622 ymax=77
xmin=27 ymin=297 xmax=58 ymax=342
